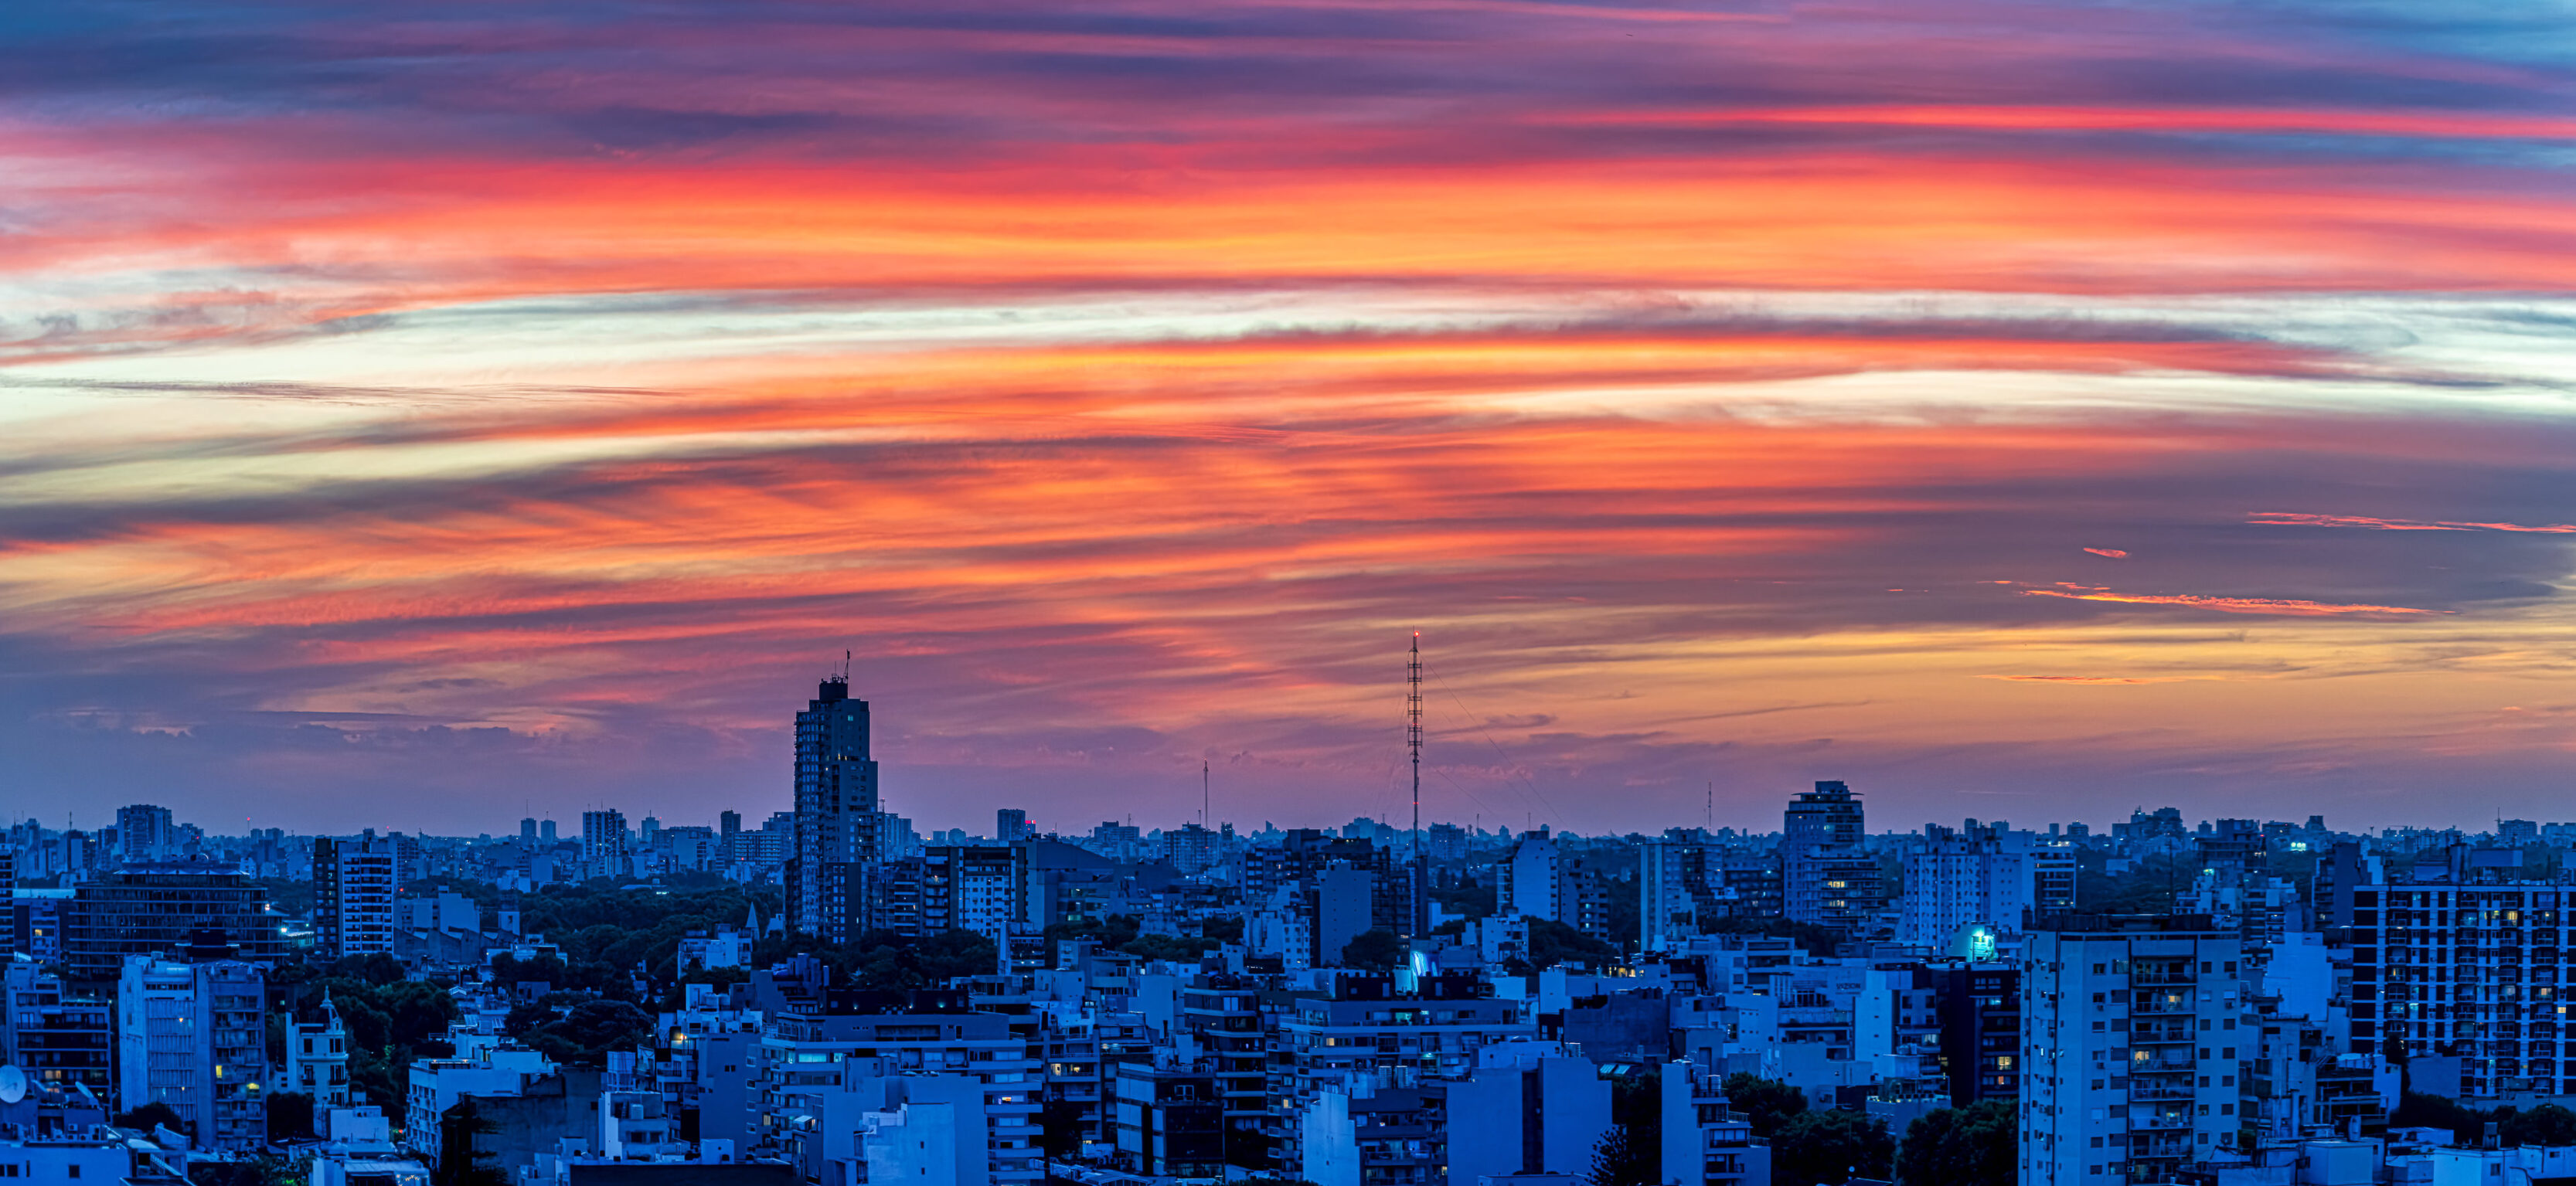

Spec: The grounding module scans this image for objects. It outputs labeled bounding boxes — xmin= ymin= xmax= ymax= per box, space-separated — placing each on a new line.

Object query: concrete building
xmin=1180 ymin=975 xmax=1270 ymax=1164
xmin=2353 ymin=879 xmax=2576 ymax=1098
xmin=315 ymin=833 xmax=400 ymax=959
xmin=791 ymin=676 xmax=884 ymax=942
xmin=1276 ymin=975 xmax=1535 ymax=1169
xmin=0 ymin=959 xmax=112 ymax=1093
xmin=305 ymin=1106 xmax=433 ymax=1186
xmin=580 ymin=809 xmax=630 ymax=882
xmin=1782 ymin=781 xmax=1882 ymax=932
xmin=753 ymin=991 xmax=1040 ymax=1184
xmin=114 ymin=804 xmax=175 ymax=866
xmin=64 ymin=861 xmax=284 ymax=981
xmin=1301 ymin=1082 xmax=1445 ymax=1186
xmin=404 ymin=1035 xmax=558 ymax=1166
xmin=1112 ymin=1062 xmax=1225 ymax=1178
xmin=1934 ymin=960 xmax=2022 ymax=1108
xmin=1660 ymin=1061 xmax=1768 ymax=1186
xmin=1498 ymin=829 xmax=1611 ymax=941
xmin=116 ymin=957 xmax=271 ymax=1153
xmin=287 ymin=994 xmax=356 ymax=1112
xmin=1899 ymin=822 xmax=2074 ymax=950
xmin=2019 ymin=916 xmax=2248 ymax=1184
xmin=1442 ymin=1040 xmax=1611 ymax=1186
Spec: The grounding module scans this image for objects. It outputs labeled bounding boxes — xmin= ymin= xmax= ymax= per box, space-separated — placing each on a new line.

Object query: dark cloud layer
xmin=3 ymin=0 xmax=2574 ymax=833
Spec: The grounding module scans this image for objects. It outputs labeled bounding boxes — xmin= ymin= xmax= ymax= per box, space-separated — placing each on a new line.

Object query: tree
xmin=1431 ymin=878 xmax=1497 ymax=921
xmin=113 ymin=1100 xmax=187 ymax=1136
xmin=2505 ymin=1103 xmax=2576 ymax=1147
xmin=185 ymin=1156 xmax=300 ymax=1186
xmin=1896 ymin=1101 xmax=2013 ymax=1185
xmin=524 ymin=998 xmax=654 ymax=1066
xmin=1339 ymin=929 xmax=1405 ymax=973
xmin=267 ymin=1092 xmax=317 ymax=1142
xmin=1721 ymin=1073 xmax=1807 ymax=1139
xmin=1771 ymin=1110 xmax=1893 ymax=1186
xmin=1607 ymin=1067 xmax=1662 ymax=1184
xmin=1039 ymin=1097 xmax=1091 ymax=1159
xmin=1526 ymin=919 xmax=1617 ymax=969
xmin=1587 ymin=1123 xmax=1654 ymax=1186
xmin=2393 ymin=1089 xmax=2489 ymax=1139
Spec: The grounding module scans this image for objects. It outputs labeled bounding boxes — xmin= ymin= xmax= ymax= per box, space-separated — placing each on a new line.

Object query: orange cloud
xmin=2019 ymin=589 xmax=2442 ymax=617
xmin=2248 ymin=511 xmax=2576 ymax=533
xmin=2083 ymin=547 xmax=2129 ymax=558
xmin=1982 ymin=675 xmax=2203 ymax=684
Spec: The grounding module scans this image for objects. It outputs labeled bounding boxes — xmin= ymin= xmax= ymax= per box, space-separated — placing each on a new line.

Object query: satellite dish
xmin=0 ymin=1065 xmax=27 ymax=1105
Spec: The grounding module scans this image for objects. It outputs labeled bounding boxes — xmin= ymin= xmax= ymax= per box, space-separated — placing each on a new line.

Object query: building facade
xmin=791 ymin=676 xmax=884 ymax=942
xmin=1782 ymin=781 xmax=1882 ymax=932
xmin=117 ymin=957 xmax=271 ymax=1153
xmin=315 ymin=833 xmax=400 ymax=960
xmin=2020 ymin=917 xmax=2248 ymax=1184
xmin=64 ymin=862 xmax=282 ymax=982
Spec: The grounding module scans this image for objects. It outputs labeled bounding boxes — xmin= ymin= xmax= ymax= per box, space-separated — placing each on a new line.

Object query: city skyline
xmin=8 ymin=1 xmax=2576 ymax=834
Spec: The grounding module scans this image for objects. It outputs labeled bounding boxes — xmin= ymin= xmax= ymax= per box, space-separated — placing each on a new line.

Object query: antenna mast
xmin=1203 ymin=760 xmax=1211 ymax=829
xmin=1409 ymin=633 xmax=1422 ymax=855
xmin=1409 ymin=630 xmax=1426 ymax=937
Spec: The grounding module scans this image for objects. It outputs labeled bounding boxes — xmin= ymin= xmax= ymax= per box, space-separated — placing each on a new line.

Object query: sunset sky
xmin=5 ymin=0 xmax=2576 ymax=836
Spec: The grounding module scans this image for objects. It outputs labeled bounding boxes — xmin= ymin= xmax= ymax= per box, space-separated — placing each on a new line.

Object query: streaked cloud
xmin=2 ymin=0 xmax=2574 ymax=831
xmin=2019 ymin=589 xmax=2446 ymax=617
xmin=2249 ymin=511 xmax=2576 ymax=534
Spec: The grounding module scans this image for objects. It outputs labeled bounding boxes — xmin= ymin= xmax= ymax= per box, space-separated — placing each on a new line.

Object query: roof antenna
xmin=843 ymin=649 xmax=852 ymax=681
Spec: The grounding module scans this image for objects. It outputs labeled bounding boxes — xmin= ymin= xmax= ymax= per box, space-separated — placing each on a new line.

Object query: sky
xmin=4 ymin=0 xmax=2576 ymax=838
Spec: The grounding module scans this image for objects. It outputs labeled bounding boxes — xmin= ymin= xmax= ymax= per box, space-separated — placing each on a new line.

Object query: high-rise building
xmin=63 ymin=861 xmax=282 ymax=982
xmin=720 ymin=810 xmax=743 ymax=862
xmin=1933 ymin=960 xmax=2023 ymax=1107
xmin=117 ymin=957 xmax=271 ymax=1153
xmin=2356 ymin=879 xmax=2576 ymax=1098
xmin=996 ymin=808 xmax=1029 ymax=842
xmin=2020 ymin=916 xmax=2247 ymax=1184
xmin=314 ymin=832 xmax=400 ymax=960
xmin=791 ymin=676 xmax=883 ymax=941
xmin=540 ymin=819 xmax=557 ymax=844
xmin=582 ymin=809 xmax=630 ymax=881
xmin=1782 ymin=780 xmax=1883 ymax=931
xmin=114 ymin=804 xmax=175 ymax=866
xmin=1900 ymin=822 xmax=2076 ymax=949
xmin=1640 ymin=831 xmax=1775 ymax=950
xmin=519 ymin=817 xmax=538 ymax=848
xmin=0 ymin=961 xmax=112 ymax=1092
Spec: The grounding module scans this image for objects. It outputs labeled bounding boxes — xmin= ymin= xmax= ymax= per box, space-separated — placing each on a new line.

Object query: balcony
xmin=2131 ymin=1023 xmax=2193 ymax=1045
xmin=2130 ymin=1137 xmax=2193 ymax=1161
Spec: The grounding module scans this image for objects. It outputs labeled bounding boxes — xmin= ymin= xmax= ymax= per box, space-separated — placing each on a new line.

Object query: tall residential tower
xmin=1782 ymin=780 xmax=1884 ymax=931
xmin=790 ymin=675 xmax=883 ymax=942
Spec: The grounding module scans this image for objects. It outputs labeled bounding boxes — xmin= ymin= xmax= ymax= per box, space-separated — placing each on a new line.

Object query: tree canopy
xmin=1771 ymin=1110 xmax=1894 ymax=1186
xmin=1896 ymin=1101 xmax=2014 ymax=1186
xmin=1339 ymin=929 xmax=1405 ymax=973
xmin=1720 ymin=1073 xmax=1808 ymax=1139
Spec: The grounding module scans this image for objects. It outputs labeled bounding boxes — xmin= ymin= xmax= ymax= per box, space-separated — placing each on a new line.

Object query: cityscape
xmin=8 ymin=1 xmax=2576 ymax=1185
xmin=5 ymin=673 xmax=2576 ymax=1184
